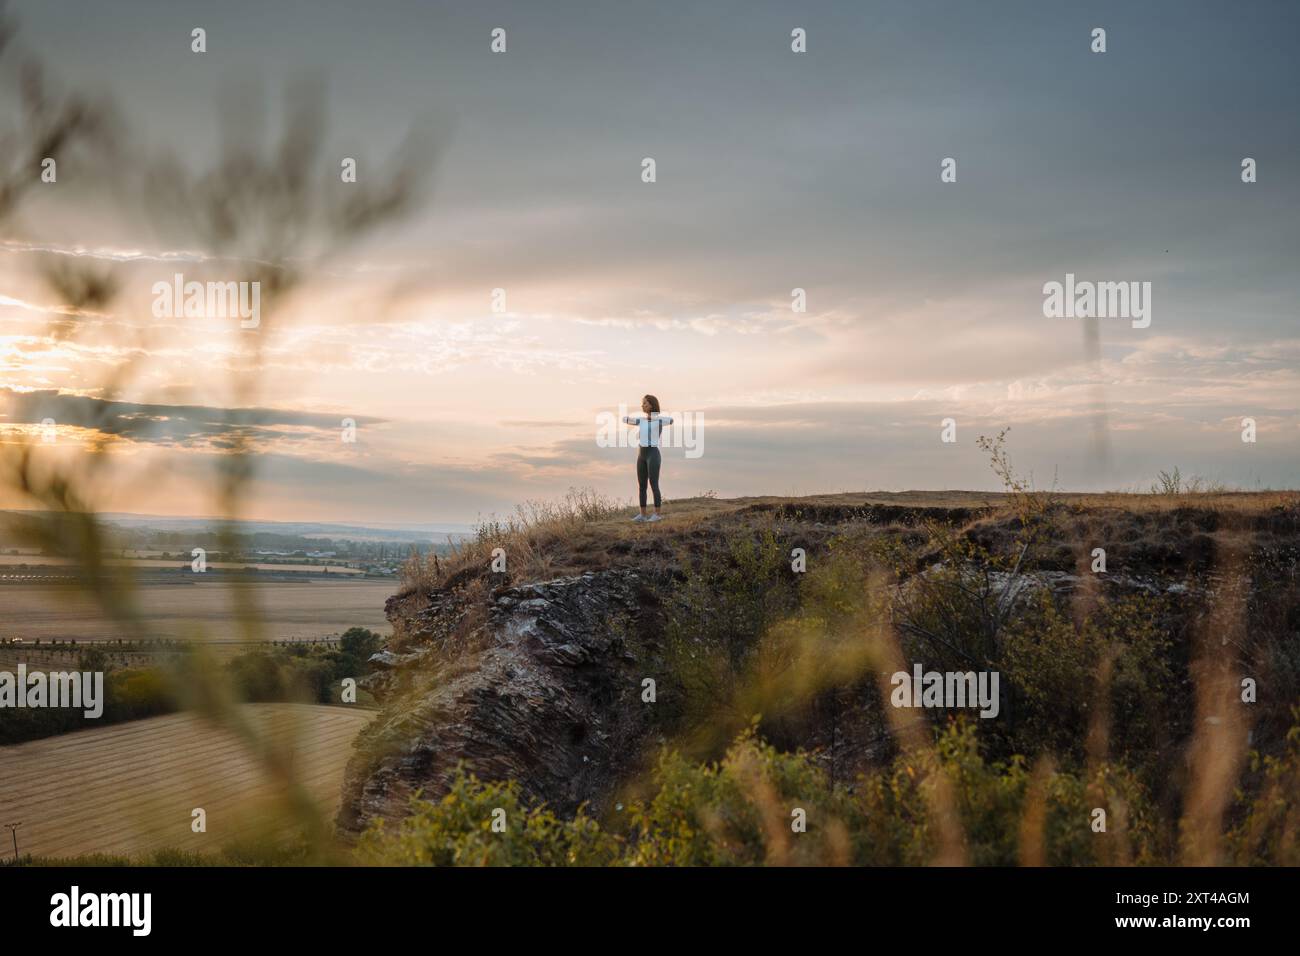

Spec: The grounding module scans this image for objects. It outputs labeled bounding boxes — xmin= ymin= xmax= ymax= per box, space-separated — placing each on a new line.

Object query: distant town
xmin=0 ymin=511 xmax=473 ymax=581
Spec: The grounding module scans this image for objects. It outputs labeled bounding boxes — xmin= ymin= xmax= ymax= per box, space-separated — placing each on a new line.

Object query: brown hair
xmin=642 ymin=394 xmax=660 ymax=414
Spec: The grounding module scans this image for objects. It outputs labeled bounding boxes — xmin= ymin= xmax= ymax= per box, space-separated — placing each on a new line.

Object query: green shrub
xmin=855 ymin=720 xmax=1158 ymax=865
xmin=356 ymin=722 xmax=1162 ymax=867
xmin=626 ymin=726 xmax=852 ymax=866
xmin=222 ymin=639 xmax=379 ymax=706
xmin=1229 ymin=708 xmax=1300 ymax=865
xmin=0 ymin=665 xmax=176 ymax=745
xmin=659 ymin=525 xmax=798 ymax=734
xmin=226 ymin=652 xmax=286 ymax=702
xmin=357 ymin=773 xmax=619 ymax=866
xmin=339 ymin=627 xmax=382 ymax=665
xmin=997 ymin=592 xmax=1178 ymax=777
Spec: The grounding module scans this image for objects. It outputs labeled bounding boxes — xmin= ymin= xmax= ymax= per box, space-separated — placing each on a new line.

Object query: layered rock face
xmin=337 ymin=569 xmax=661 ymax=835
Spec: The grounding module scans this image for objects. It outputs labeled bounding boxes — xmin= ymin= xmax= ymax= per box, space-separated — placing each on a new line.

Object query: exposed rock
xmin=367 ymin=651 xmax=401 ymax=669
xmin=337 ymin=569 xmax=661 ymax=835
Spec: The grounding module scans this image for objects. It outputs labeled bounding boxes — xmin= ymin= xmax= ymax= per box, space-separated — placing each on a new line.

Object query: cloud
xmin=0 ymin=388 xmax=381 ymax=449
xmin=500 ymin=420 xmax=579 ymax=428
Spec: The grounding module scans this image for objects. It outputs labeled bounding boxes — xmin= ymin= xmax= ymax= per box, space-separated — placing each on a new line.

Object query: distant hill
xmin=0 ymin=510 xmax=475 ymax=545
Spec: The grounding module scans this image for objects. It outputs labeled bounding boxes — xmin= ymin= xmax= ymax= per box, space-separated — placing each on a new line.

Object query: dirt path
xmin=0 ymin=704 xmax=373 ymax=860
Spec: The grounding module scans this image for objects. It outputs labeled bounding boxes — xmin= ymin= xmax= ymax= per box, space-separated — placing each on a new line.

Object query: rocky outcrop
xmin=337 ymin=497 xmax=1300 ymax=837
xmin=337 ymin=569 xmax=663 ymax=835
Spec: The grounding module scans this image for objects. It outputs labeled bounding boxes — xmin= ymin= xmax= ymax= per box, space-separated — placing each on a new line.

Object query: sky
xmin=0 ymin=0 xmax=1296 ymax=524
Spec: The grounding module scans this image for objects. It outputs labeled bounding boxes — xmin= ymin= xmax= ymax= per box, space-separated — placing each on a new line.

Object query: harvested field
xmin=0 ymin=704 xmax=373 ymax=860
xmin=0 ymin=578 xmax=394 ymax=644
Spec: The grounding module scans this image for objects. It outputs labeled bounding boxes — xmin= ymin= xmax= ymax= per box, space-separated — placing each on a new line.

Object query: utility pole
xmin=4 ymin=822 xmax=21 ymax=863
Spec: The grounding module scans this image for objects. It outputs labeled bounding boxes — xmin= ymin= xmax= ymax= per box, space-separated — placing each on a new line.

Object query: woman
xmin=623 ymin=395 xmax=672 ymax=522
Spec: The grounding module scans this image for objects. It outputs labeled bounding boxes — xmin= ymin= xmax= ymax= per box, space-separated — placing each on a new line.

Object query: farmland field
xmin=0 ymin=578 xmax=395 ymax=644
xmin=0 ymin=704 xmax=373 ymax=859
xmin=0 ymin=553 xmax=366 ymax=573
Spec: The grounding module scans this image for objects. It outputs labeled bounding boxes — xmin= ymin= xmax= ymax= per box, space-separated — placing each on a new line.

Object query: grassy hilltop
xmin=341 ymin=484 xmax=1300 ymax=866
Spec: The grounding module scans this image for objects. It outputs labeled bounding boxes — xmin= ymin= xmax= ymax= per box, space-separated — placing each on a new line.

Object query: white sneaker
xmin=647 ymin=513 xmax=663 ymax=522
xmin=632 ymin=514 xmax=647 ymax=522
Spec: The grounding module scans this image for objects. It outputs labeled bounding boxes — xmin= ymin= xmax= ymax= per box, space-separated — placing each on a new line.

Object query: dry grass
xmin=392 ymin=487 xmax=1299 ymax=607
xmin=399 ymin=487 xmax=629 ymax=594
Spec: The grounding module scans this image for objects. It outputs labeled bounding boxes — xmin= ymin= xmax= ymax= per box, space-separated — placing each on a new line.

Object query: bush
xmin=1229 ymin=708 xmax=1300 ymax=865
xmin=996 ymin=592 xmax=1179 ymax=779
xmin=855 ymin=721 xmax=1158 ymax=865
xmin=626 ymin=727 xmax=852 ymax=866
xmin=357 ymin=722 xmax=1163 ymax=866
xmin=0 ymin=665 xmax=176 ymax=745
xmin=660 ymin=525 xmax=799 ymax=735
xmin=226 ymin=652 xmax=286 ymax=702
xmin=339 ymin=627 xmax=381 ymax=665
xmin=221 ymin=638 xmax=380 ymax=706
xmin=357 ymin=773 xmax=618 ymax=866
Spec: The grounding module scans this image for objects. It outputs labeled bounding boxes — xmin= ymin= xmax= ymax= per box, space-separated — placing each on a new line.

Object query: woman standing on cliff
xmin=623 ymin=395 xmax=672 ymax=522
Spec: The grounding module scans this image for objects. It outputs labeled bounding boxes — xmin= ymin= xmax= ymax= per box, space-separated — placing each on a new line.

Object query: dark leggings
xmin=637 ymin=446 xmax=662 ymax=508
